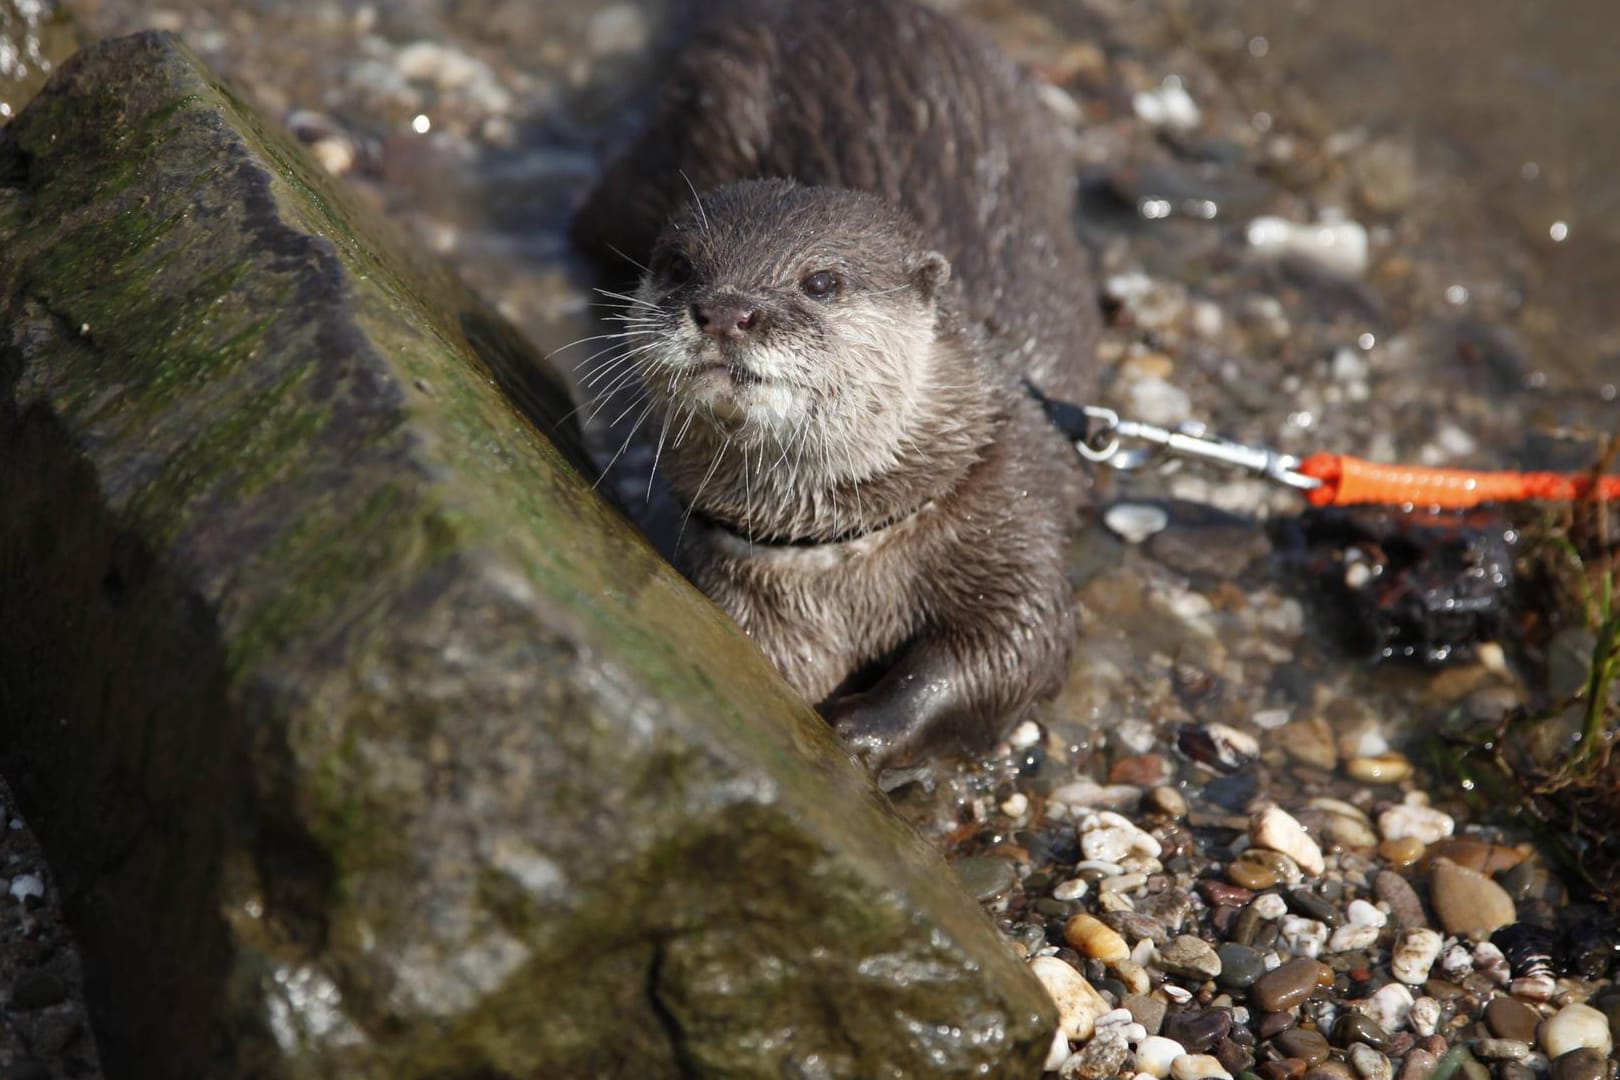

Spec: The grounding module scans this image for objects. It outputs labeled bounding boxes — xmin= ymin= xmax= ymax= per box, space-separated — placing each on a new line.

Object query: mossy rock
xmin=0 ymin=31 xmax=1053 ymax=1079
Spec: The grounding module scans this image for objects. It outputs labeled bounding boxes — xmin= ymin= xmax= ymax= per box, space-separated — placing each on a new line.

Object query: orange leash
xmin=1298 ymin=454 xmax=1620 ymax=510
xmin=1055 ymin=402 xmax=1618 ymax=510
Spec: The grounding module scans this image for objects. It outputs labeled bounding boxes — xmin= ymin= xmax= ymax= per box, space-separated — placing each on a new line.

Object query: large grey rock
xmin=0 ymin=31 xmax=1053 ymax=1079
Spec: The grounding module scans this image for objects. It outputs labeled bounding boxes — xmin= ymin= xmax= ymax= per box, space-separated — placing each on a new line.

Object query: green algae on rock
xmin=0 ymin=31 xmax=1054 ymax=1078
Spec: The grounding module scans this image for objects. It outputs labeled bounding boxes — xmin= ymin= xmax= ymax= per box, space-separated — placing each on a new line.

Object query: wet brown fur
xmin=573 ymin=0 xmax=1098 ymax=764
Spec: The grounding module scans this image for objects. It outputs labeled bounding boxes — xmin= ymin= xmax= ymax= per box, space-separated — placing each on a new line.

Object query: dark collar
xmin=689 ymin=503 xmax=919 ymax=548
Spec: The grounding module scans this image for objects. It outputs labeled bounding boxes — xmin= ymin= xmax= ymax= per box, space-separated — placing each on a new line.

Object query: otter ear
xmin=908 ymin=250 xmax=951 ymax=302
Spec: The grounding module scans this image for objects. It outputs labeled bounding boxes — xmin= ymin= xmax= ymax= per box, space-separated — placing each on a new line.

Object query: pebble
xmin=952 ymin=856 xmax=1018 ymax=902
xmin=8 ymin=971 xmax=67 ymax=1011
xmin=1550 ymin=1048 xmax=1608 ymax=1080
xmin=1171 ymin=1053 xmax=1234 ymax=1080
xmin=1399 ymin=1049 xmax=1438 ymax=1080
xmin=1163 ymin=1008 xmax=1233 ymax=1053
xmin=1252 ymin=958 xmax=1331 ymax=1013
xmin=1335 ymin=1012 xmax=1392 ymax=1051
xmin=1345 ymin=753 xmax=1413 ymax=784
xmin=1066 ymin=1025 xmax=1130 ymax=1079
xmin=1251 ymin=806 xmax=1325 ymax=876
xmin=1328 ymin=925 xmax=1381 ymax=953
xmin=1246 ymin=213 xmax=1370 ymax=277
xmin=1158 ymin=935 xmax=1223 ymax=980
xmin=1485 ymin=997 xmax=1540 ymax=1043
xmin=1065 ymin=913 xmax=1130 ymax=965
xmin=1105 ymin=502 xmax=1171 ymax=545
xmin=1364 ymin=983 xmax=1414 ymax=1032
xmin=1146 ymin=786 xmax=1189 ymax=819
xmin=1378 ymin=838 xmax=1426 ymax=868
xmin=1539 ymin=1003 xmax=1613 ymax=1058
xmin=1136 ymin=1035 xmax=1187 ymax=1078
xmin=1274 ymin=1027 xmax=1331 ymax=1065
xmin=1228 ymin=860 xmax=1279 ymax=891
xmin=1053 ymin=878 xmax=1090 ymax=902
xmin=1408 ymin=997 xmax=1442 ymax=1038
xmin=1078 ymin=810 xmax=1163 ymax=863
xmin=1030 ymin=956 xmax=1112 ymax=1041
xmin=1349 ymin=1044 xmax=1393 ymax=1080
xmin=1374 ymin=870 xmax=1428 ymax=929
xmin=1133 ymin=76 xmax=1203 ymax=132
xmin=1378 ymin=804 xmax=1455 ymax=846
xmin=8 ymin=873 xmax=44 ymax=903
xmin=1391 ymin=928 xmax=1444 ymax=985
xmin=1428 ymin=859 xmax=1516 ymax=936
xmin=1471 ymin=1039 xmax=1529 ymax=1061
xmin=1216 ymin=943 xmax=1266 ymax=990
xmin=1280 ymin=915 xmax=1330 ymax=958
xmin=1252 ymin=893 xmax=1289 ymax=920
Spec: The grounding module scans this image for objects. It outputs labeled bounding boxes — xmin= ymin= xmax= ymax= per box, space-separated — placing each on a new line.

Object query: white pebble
xmin=1409 ymin=996 xmax=1442 ymax=1037
xmin=1246 ymin=213 xmax=1369 ymax=278
xmin=1250 ymin=805 xmax=1325 ymax=876
xmin=1377 ymin=803 xmax=1454 ymax=845
xmin=1471 ymin=941 xmax=1509 ymax=985
xmin=1251 ymin=893 xmax=1289 ymax=920
xmin=1540 ymin=1002 xmax=1614 ymax=1058
xmin=1078 ymin=810 xmax=1163 ymax=864
xmin=1439 ymin=944 xmax=1474 ymax=980
xmin=1349 ymin=1043 xmax=1392 ymax=1080
xmin=1000 ymin=792 xmax=1030 ymax=818
xmin=1390 ymin=928 xmax=1444 ymax=985
xmin=1280 ymin=915 xmax=1329 ymax=958
xmin=1105 ymin=502 xmax=1171 ymax=545
xmin=1008 ymin=719 xmax=1043 ymax=750
xmin=8 ymin=874 xmax=43 ymax=903
xmin=1096 ymin=1008 xmax=1136 ymax=1032
xmin=1052 ymin=780 xmax=1144 ymax=812
xmin=1170 ymin=1053 xmax=1233 ymax=1080
xmin=1364 ymin=982 xmax=1414 ymax=1032
xmin=1029 ymin=956 xmax=1111 ymax=1042
xmin=1345 ymin=899 xmax=1387 ymax=929
xmin=1135 ymin=1036 xmax=1187 ymax=1079
xmin=1133 ymin=77 xmax=1203 ymax=132
xmin=1053 ymin=878 xmax=1090 ymax=902
xmin=1044 ymin=1029 xmax=1072 ymax=1071
xmin=1328 ymin=924 xmax=1381 ymax=953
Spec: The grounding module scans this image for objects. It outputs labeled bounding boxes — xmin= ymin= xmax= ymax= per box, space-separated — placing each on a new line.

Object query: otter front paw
xmin=824 ymin=694 xmax=929 ymax=772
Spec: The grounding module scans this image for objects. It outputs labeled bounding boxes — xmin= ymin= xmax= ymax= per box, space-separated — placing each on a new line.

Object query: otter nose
xmin=691 ymin=301 xmax=758 ymax=339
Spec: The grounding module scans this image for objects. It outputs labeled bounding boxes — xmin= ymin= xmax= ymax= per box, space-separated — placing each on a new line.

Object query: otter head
xmin=632 ymin=178 xmax=953 ymax=486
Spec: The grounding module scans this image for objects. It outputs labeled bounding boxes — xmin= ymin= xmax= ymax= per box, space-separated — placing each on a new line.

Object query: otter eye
xmin=800 ymin=270 xmax=839 ymax=299
xmin=663 ymin=254 xmax=693 ymax=286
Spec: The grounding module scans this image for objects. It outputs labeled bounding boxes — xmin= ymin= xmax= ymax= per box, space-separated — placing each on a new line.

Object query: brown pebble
xmin=1112 ymin=753 xmax=1173 ymax=787
xmin=1304 ymin=1063 xmax=1356 ymax=1080
xmin=1378 ymin=837 xmax=1425 ymax=868
xmin=1344 ymin=751 xmax=1412 ymax=784
xmin=1228 ymin=859 xmax=1279 ymax=891
xmin=1551 ymin=1047 xmax=1608 ymax=1080
xmin=1260 ymin=1061 xmax=1307 ymax=1080
xmin=1146 ymin=785 xmax=1189 ymax=818
xmin=1485 ymin=996 xmax=1541 ymax=1043
xmin=1252 ymin=957 xmax=1332 ymax=1013
xmin=1374 ymin=869 xmax=1429 ymax=930
xmin=1422 ymin=838 xmax=1526 ymax=876
xmin=1201 ymin=879 xmax=1256 ymax=908
xmin=1429 ymin=857 xmax=1516 ymax=936
xmin=1273 ymin=1027 xmax=1331 ymax=1065
xmin=1258 ymin=1011 xmax=1297 ymax=1039
xmin=1398 ymin=1048 xmax=1439 ymax=1080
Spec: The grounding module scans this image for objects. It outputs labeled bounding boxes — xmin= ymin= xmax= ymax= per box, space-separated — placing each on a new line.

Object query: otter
xmin=573 ymin=0 xmax=1099 ymax=767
